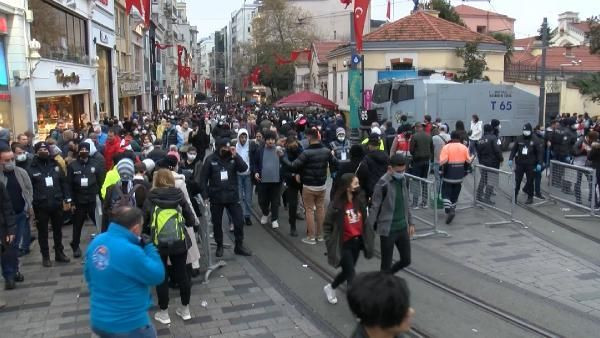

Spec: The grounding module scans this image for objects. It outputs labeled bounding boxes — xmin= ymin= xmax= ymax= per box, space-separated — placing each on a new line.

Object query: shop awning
xmin=274 ymin=91 xmax=338 ymax=110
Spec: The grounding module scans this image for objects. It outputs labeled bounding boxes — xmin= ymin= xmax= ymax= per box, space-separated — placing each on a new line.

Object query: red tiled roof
xmin=513 ymin=46 xmax=600 ymax=71
xmin=570 ymin=22 xmax=591 ymax=33
xmin=454 ymin=4 xmax=515 ymax=21
xmin=312 ymin=41 xmax=345 ymax=64
xmin=363 ymin=11 xmax=501 ymax=44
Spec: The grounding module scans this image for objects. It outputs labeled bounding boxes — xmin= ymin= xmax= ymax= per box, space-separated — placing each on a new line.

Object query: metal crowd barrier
xmin=473 ymin=164 xmax=526 ymax=228
xmin=405 ymin=173 xmax=450 ymax=240
xmin=194 ymin=195 xmax=227 ymax=283
xmin=547 ymin=160 xmax=599 ymax=219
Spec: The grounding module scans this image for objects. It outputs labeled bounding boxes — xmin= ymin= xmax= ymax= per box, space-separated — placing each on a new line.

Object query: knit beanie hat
xmin=116 ymin=158 xmax=135 ymax=181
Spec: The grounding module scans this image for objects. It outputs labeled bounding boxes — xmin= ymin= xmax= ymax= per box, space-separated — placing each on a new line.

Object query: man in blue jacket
xmin=84 ymin=206 xmax=165 ymax=337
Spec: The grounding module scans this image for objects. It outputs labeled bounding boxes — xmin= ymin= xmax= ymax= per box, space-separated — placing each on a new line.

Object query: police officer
xmin=548 ymin=119 xmax=576 ymax=193
xmin=28 ymin=142 xmax=71 ymax=267
xmin=329 ymin=127 xmax=352 ymax=179
xmin=475 ymin=124 xmax=503 ymax=204
xmin=199 ymin=138 xmax=252 ymax=258
xmin=67 ymin=142 xmax=105 ymax=258
xmin=509 ymin=123 xmax=543 ymax=205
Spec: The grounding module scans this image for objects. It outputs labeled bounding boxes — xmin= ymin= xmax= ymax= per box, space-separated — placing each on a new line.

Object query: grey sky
xmin=187 ymin=0 xmax=599 ymax=39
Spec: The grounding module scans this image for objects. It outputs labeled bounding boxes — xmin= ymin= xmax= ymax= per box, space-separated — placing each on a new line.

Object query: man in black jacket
xmin=67 ymin=142 xmax=105 ymax=258
xmin=28 ymin=142 xmax=71 ymax=267
xmin=0 ymin=180 xmax=16 ymax=303
xmin=357 ymin=134 xmax=390 ymax=202
xmin=281 ymin=128 xmax=336 ymax=245
xmin=409 ymin=123 xmax=433 ymax=208
xmin=475 ymin=124 xmax=503 ymax=204
xmin=199 ymin=138 xmax=252 ymax=257
xmin=509 ymin=123 xmax=543 ymax=204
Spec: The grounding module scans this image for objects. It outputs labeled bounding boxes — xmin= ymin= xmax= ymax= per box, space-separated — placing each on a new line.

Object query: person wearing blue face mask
xmin=366 ymin=154 xmax=415 ymax=274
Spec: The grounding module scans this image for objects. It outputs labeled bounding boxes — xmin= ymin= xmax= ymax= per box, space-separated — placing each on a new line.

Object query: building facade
xmin=454 ymin=4 xmax=515 ymax=35
xmin=28 ymin=0 xmax=102 ymax=138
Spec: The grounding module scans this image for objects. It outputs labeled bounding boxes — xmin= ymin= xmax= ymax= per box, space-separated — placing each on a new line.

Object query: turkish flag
xmin=386 ymin=0 xmax=391 ymax=20
xmin=126 ymin=0 xmax=150 ymax=27
xmin=354 ymin=0 xmax=370 ymax=52
xmin=340 ymin=0 xmax=352 ymax=9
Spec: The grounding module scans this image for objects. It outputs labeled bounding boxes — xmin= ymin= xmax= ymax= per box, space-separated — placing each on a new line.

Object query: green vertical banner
xmin=348 ymin=69 xmax=361 ymax=129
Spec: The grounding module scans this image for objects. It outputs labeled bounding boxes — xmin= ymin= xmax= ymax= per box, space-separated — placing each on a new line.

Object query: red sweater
xmin=343 ymin=201 xmax=363 ymax=242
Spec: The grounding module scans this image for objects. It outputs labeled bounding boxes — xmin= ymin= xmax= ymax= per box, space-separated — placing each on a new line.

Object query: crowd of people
xmin=0 ymin=103 xmax=599 ymax=337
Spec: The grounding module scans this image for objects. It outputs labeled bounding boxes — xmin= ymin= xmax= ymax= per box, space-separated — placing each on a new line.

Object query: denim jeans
xmin=92 ymin=324 xmax=157 ymax=338
xmin=1 ymin=211 xmax=22 ymax=280
xmin=237 ymin=174 xmax=253 ymax=218
xmin=15 ymin=211 xmax=31 ymax=252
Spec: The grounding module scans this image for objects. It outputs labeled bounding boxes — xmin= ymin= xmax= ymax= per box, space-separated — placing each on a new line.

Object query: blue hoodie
xmin=84 ymin=222 xmax=165 ymax=333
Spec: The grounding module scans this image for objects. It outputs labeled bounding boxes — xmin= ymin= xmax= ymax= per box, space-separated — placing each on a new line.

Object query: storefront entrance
xmin=36 ymin=94 xmax=86 ymax=139
xmin=97 ymin=45 xmax=114 ymax=118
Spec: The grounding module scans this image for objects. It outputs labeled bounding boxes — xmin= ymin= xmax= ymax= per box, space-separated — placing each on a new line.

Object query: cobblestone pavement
xmin=0 ymin=222 xmax=327 ymax=338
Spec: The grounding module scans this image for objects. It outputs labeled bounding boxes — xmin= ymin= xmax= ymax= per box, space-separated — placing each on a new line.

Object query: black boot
xmin=4 ymin=279 xmax=15 ymax=290
xmin=234 ymin=244 xmax=252 ymax=256
xmin=215 ymin=246 xmax=224 ymax=258
xmin=525 ymin=196 xmax=534 ymax=205
xmin=245 ymin=216 xmax=252 ymax=226
xmin=42 ymin=257 xmax=52 ymax=267
xmin=445 ymin=209 xmax=455 ymax=224
xmin=14 ymin=272 xmax=24 ymax=283
xmin=71 ymin=244 xmax=82 ymax=258
xmin=55 ymin=251 xmax=71 ymax=263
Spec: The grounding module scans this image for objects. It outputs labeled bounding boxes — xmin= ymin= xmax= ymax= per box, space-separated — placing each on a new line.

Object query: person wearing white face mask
xmin=366 ymin=154 xmax=415 ymax=275
xmin=508 ymin=123 xmax=543 ymax=205
xmin=329 ymin=128 xmax=352 ymax=179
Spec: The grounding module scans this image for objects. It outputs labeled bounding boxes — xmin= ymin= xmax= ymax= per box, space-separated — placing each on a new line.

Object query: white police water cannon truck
xmin=368 ymin=77 xmax=539 ymax=149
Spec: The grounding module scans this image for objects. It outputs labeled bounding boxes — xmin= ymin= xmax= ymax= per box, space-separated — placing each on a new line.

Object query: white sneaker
xmin=316 ymin=235 xmax=324 ymax=242
xmin=260 ymin=215 xmax=269 ymax=225
xmin=301 ymin=237 xmax=317 ymax=245
xmin=176 ymin=305 xmax=192 ymax=321
xmin=271 ymin=220 xmax=279 ymax=229
xmin=154 ymin=309 xmax=171 ymax=324
xmin=323 ymin=284 xmax=338 ymax=304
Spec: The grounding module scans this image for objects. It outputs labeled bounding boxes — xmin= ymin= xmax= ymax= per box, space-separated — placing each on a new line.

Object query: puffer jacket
xmin=143 ymin=187 xmax=196 ymax=234
xmin=282 ymin=143 xmax=335 ymax=187
xmin=356 ymin=150 xmax=389 ymax=199
xmin=323 ymin=192 xmax=374 ymax=267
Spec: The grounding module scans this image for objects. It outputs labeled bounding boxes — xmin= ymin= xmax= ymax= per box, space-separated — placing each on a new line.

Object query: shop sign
xmin=97 ymin=0 xmax=108 ymax=5
xmin=0 ymin=93 xmax=10 ymax=101
xmin=120 ymin=81 xmax=143 ymax=97
xmin=54 ymin=69 xmax=80 ymax=87
xmin=100 ymin=31 xmax=109 ymax=44
xmin=0 ymin=15 xmax=7 ymax=35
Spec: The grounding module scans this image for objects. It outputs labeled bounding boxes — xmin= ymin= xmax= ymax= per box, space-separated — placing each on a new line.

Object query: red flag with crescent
xmin=340 ymin=0 xmax=352 ymax=9
xmin=354 ymin=0 xmax=370 ymax=52
xmin=126 ymin=0 xmax=150 ymax=27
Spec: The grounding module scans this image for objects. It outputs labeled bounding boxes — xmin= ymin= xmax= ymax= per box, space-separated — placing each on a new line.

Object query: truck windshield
xmin=372 ymin=83 xmax=392 ymax=104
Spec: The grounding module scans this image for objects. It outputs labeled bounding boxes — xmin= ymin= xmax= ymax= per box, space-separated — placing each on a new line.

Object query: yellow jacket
xmin=361 ymin=138 xmax=385 ymax=151
xmin=101 ymin=167 xmax=121 ymax=199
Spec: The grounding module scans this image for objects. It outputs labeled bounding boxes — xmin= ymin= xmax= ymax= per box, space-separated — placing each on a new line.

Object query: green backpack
xmin=150 ymin=206 xmax=189 ymax=254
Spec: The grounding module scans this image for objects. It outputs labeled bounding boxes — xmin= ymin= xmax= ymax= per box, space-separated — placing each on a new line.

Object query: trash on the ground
xmin=302 ymin=264 xmax=308 ymax=268
xmin=201 ymin=301 xmax=208 ymax=307
xmin=561 ymin=208 xmax=571 ymax=212
xmin=472 ymin=328 xmax=479 ymax=333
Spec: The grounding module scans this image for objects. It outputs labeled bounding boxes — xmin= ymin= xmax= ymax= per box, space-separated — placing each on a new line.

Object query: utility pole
xmin=538 ymin=17 xmax=548 ymax=126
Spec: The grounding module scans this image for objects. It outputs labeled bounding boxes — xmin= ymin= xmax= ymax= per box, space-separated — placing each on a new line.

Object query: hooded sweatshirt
xmin=236 ymin=128 xmax=251 ymax=175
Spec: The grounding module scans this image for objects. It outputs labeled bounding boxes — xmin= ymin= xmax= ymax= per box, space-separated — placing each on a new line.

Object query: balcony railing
xmin=504 ymin=62 xmax=590 ymax=83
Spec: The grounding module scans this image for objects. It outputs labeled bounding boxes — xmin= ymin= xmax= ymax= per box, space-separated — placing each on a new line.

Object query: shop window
xmin=30 ymin=0 xmax=88 ymax=64
xmin=477 ymin=25 xmax=487 ymax=33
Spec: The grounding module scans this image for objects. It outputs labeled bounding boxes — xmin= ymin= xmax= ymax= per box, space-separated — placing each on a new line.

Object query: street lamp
xmin=28 ymin=39 xmax=42 ymax=73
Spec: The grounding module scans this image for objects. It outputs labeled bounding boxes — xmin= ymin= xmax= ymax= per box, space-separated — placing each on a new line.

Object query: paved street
xmin=0 ymin=222 xmax=327 ymax=338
